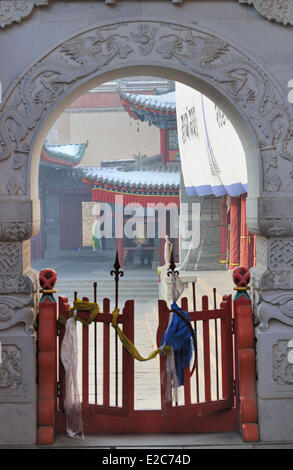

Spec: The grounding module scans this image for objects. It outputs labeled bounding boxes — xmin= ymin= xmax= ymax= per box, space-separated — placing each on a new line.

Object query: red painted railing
xmin=157 ymin=294 xmax=235 ymax=413
xmin=57 ymin=296 xmax=135 ymax=418
xmin=54 ymin=292 xmax=238 ymax=435
xmin=36 ymin=264 xmax=259 ymax=441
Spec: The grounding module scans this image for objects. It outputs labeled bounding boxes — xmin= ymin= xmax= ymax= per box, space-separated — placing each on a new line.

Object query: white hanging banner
xmin=176 ymin=82 xmax=247 ymax=197
xmin=61 ymin=314 xmax=84 ymax=439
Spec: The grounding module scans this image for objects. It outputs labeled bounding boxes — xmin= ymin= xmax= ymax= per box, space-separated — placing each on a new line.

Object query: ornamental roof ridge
xmin=120 ymin=91 xmax=176 ymax=112
xmin=80 ymin=166 xmax=181 ymax=188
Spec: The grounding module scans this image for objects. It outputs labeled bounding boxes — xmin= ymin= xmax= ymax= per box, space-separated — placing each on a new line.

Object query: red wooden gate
xmin=36 ymin=265 xmax=259 ymax=443
xmin=54 ymin=293 xmax=238 ymax=434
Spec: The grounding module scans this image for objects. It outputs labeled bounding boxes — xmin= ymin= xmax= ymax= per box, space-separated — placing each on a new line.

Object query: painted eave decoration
xmin=120 ymin=91 xmax=177 ymax=129
xmin=82 ymin=166 xmax=180 ymax=206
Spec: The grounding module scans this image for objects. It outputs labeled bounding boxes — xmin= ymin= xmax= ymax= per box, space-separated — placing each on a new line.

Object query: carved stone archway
xmin=0 ymin=18 xmax=293 ymax=444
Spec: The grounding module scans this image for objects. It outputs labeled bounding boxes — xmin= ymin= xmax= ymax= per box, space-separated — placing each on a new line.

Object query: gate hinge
xmin=232 ymin=379 xmax=237 ymax=396
xmin=57 ymin=381 xmax=61 ymax=398
xmin=231 ymin=318 xmax=235 ymax=334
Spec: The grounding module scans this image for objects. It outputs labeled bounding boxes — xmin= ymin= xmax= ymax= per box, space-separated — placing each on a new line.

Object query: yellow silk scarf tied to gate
xmin=58 ymin=298 xmax=100 ymax=326
xmin=111 ymin=308 xmax=169 ymax=362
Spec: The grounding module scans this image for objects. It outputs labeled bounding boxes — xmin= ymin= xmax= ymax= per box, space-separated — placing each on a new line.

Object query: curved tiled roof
xmin=81 ymin=166 xmax=180 ymax=188
xmin=41 ymin=141 xmax=88 ymax=167
xmin=120 ymin=91 xmax=176 ymax=129
xmin=82 ymin=166 xmax=180 ymax=203
xmin=120 ymin=91 xmax=176 ymax=112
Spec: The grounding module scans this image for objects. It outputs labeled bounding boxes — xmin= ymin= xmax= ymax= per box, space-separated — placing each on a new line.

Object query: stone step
xmin=57 ymin=280 xmax=158 ymax=283
xmin=56 ymin=283 xmax=159 ymax=291
xmin=56 ymin=279 xmax=159 ymax=301
xmin=56 ymin=281 xmax=158 ymax=288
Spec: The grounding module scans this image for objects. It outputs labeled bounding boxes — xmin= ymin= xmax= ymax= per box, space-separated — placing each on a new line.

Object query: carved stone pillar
xmin=0 ymin=203 xmax=39 ymax=444
xmin=250 ymin=198 xmax=293 ymax=441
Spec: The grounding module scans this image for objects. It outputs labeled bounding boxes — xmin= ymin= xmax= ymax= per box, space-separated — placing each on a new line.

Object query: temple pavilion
xmin=32 ymin=79 xmax=254 ymax=271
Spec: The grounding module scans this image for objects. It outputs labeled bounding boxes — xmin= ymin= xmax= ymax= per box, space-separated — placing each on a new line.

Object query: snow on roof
xmin=121 ymin=91 xmax=176 ymax=111
xmin=81 ymin=166 xmax=180 ymax=187
xmin=45 ymin=144 xmax=85 ymax=157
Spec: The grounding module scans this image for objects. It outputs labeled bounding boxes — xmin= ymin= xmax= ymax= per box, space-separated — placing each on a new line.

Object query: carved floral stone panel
xmin=273 ymin=340 xmax=293 ymax=385
xmin=269 ymin=239 xmax=293 ymax=270
xmin=0 ymin=243 xmax=21 ymax=274
xmin=0 ymin=344 xmax=22 ymax=390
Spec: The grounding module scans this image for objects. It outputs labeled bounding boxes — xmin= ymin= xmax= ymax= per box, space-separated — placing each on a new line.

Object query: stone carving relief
xmin=255 ymin=237 xmax=268 ymax=268
xmin=0 ymin=222 xmax=32 ymax=242
xmin=0 ymin=21 xmax=293 ymax=203
xmin=257 ymin=290 xmax=293 ymax=330
xmin=252 ymin=235 xmax=293 ymax=329
xmin=239 ymin=0 xmax=293 ymax=26
xmin=0 ymin=272 xmax=37 ymax=295
xmin=0 ymin=243 xmax=21 ymax=274
xmin=273 ymin=340 xmax=293 ymax=385
xmin=259 ymin=219 xmax=293 ymax=238
xmin=0 ymin=0 xmax=48 ymax=29
xmin=269 ymin=239 xmax=293 ymax=269
xmin=261 ymin=270 xmax=291 ymax=290
xmin=261 ymin=148 xmax=281 ymax=192
xmin=0 ymin=293 xmax=36 ymax=334
xmin=0 ymin=345 xmax=22 ymax=390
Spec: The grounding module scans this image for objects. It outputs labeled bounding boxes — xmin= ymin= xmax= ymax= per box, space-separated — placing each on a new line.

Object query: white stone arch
xmin=1 ymin=17 xmax=293 ymax=444
xmin=1 ymin=20 xmax=292 ymax=239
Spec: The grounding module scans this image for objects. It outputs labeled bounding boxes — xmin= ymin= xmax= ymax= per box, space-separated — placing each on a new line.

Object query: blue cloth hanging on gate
xmin=160 ymin=301 xmax=195 ymax=386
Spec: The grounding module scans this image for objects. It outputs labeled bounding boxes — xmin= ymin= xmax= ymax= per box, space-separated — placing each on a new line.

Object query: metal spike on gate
xmin=110 ymin=251 xmax=124 ymax=406
xmin=110 ymin=251 xmax=124 ymax=309
xmin=213 ymin=287 xmax=217 ymax=309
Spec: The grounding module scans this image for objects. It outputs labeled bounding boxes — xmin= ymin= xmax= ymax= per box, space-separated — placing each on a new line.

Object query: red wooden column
xmin=229 ymin=196 xmax=241 ymax=270
xmin=233 ymin=267 xmax=259 ymax=442
xmin=37 ymin=269 xmax=58 ymax=445
xmin=240 ymin=194 xmax=255 ymax=269
xmin=160 ymin=129 xmax=168 ymax=165
xmin=219 ymin=196 xmax=228 ymax=266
